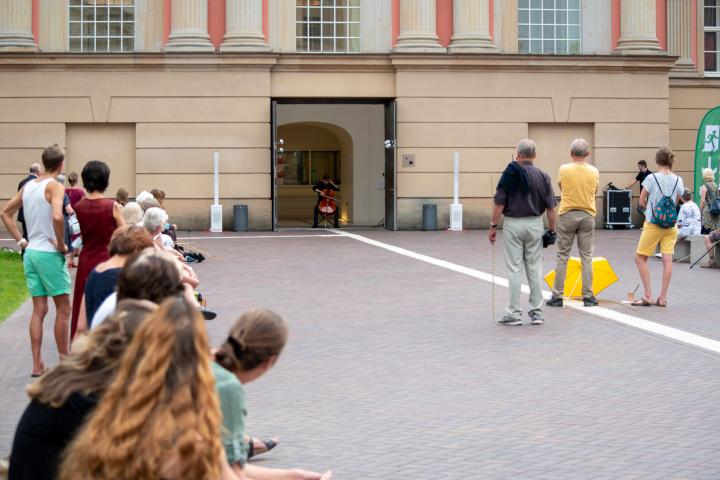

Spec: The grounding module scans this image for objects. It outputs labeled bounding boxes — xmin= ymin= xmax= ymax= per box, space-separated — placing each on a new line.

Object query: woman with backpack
xmin=632 ymin=148 xmax=684 ymax=308
xmin=699 ymin=167 xmax=719 ymax=233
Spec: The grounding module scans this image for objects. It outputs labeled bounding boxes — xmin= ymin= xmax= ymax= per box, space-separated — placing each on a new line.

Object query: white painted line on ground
xmin=334 ymin=229 xmax=720 ymax=355
xmin=176 ymin=234 xmax=342 ymax=240
xmin=1 ymin=234 xmax=342 ymax=243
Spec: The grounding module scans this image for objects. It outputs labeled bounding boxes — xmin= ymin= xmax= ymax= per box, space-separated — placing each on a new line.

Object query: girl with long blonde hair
xmin=9 ymin=299 xmax=156 ymax=480
xmin=58 ymin=296 xmax=236 ymax=480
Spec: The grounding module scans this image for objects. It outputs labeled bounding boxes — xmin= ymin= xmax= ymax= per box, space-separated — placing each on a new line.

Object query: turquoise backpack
xmin=649 ymin=174 xmax=679 ymax=229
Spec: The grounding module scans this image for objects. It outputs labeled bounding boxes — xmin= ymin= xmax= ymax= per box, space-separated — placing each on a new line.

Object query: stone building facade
xmin=0 ymin=0 xmax=718 ymax=230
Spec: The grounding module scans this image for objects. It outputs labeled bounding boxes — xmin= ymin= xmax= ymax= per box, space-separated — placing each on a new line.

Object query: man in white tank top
xmin=1 ymin=145 xmax=71 ymax=377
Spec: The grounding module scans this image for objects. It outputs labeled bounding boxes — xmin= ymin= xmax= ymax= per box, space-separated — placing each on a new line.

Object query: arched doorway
xmin=275 ymin=122 xmax=353 ymax=227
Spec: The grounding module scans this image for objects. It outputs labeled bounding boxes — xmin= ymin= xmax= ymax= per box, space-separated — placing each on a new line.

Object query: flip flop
xmin=654 ymin=299 xmax=667 ymax=308
xmin=630 ymin=298 xmax=652 ymax=307
xmin=247 ymin=437 xmax=278 ymax=459
xmin=30 ymin=368 xmax=48 ymax=378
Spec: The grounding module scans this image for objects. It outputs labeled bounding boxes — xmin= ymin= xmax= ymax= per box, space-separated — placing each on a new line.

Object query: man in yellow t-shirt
xmin=546 ymin=138 xmax=600 ymax=308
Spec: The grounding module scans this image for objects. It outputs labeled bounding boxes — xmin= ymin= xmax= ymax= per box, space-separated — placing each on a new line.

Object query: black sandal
xmin=247 ymin=437 xmax=278 ymax=459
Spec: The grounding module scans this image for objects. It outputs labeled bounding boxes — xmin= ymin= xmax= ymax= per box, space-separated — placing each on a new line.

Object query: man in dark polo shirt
xmin=625 ymin=160 xmax=652 ymax=215
xmin=489 ymin=139 xmax=557 ymax=326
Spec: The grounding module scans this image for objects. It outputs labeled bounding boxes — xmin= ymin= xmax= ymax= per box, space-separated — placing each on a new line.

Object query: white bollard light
xmin=210 ymin=150 xmax=223 ymax=232
xmin=450 ymin=150 xmax=463 ymax=231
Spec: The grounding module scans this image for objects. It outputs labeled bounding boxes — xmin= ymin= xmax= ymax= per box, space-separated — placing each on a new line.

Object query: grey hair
xmin=122 ymin=201 xmax=144 ymax=226
xmin=140 ymin=198 xmax=160 ymax=212
xmin=142 ymin=207 xmax=169 ymax=233
xmin=29 ymin=163 xmax=42 ymax=175
xmin=134 ymin=191 xmax=154 ymax=208
xmin=517 ymin=139 xmax=536 ymax=159
xmin=56 ymin=174 xmax=66 ymax=185
xmin=570 ymin=138 xmax=590 ymax=157
xmin=682 ymin=188 xmax=693 ymax=201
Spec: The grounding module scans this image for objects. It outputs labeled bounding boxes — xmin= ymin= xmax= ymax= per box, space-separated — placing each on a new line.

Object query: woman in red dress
xmin=71 ymin=161 xmax=124 ymax=337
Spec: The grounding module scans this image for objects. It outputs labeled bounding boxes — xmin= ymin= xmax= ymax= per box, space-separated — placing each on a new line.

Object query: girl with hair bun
xmin=214 ymin=309 xmax=332 ymax=480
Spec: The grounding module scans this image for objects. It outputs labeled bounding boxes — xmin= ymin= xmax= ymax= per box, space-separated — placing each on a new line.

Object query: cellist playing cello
xmin=312 ymin=174 xmax=340 ymax=228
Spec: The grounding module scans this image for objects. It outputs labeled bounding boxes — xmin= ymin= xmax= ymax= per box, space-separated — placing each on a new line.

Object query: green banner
xmin=694 ymin=105 xmax=720 ymax=203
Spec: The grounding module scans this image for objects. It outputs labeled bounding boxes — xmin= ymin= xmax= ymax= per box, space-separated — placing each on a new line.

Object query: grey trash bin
xmin=233 ymin=205 xmax=248 ymax=232
xmin=422 ymin=204 xmax=437 ymax=231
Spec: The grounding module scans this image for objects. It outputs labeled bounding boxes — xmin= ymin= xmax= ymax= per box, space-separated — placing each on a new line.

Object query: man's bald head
xmin=29 ymin=163 xmax=42 ymax=176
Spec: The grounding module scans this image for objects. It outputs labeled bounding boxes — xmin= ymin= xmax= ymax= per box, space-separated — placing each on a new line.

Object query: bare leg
xmin=51 ymin=294 xmax=70 ymax=357
xmin=657 ymin=253 xmax=673 ymax=304
xmin=705 ymin=236 xmax=715 ymax=261
xmin=29 ymin=296 xmax=49 ymax=375
xmin=635 ymin=253 xmax=653 ymax=302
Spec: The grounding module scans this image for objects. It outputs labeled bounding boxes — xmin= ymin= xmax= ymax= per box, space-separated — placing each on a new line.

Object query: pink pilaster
xmin=208 ymin=0 xmax=225 ymax=48
xmin=489 ymin=0 xmax=493 ymax=39
xmin=163 ymin=0 xmax=171 ymax=46
xmin=691 ymin=0 xmax=697 ymax=65
xmin=436 ymin=0 xmax=453 ymax=47
xmin=612 ymin=0 xmax=620 ymax=49
xmin=262 ymin=0 xmax=268 ymax=40
xmin=392 ymin=0 xmax=400 ymax=46
xmin=656 ymin=0 xmax=667 ymax=50
xmin=32 ymin=0 xmax=38 ymax=44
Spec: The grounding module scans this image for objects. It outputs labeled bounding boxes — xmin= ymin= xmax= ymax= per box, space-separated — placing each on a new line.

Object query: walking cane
xmin=689 ymin=239 xmax=720 ymax=269
xmin=491 ymin=236 xmax=495 ymax=322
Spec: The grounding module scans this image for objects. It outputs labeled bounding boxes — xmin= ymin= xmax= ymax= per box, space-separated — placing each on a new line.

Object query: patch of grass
xmin=0 ymin=248 xmax=28 ymax=323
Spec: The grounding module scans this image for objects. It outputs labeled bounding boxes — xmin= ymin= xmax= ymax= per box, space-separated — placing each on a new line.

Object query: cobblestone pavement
xmin=1 ymin=229 xmax=719 ymax=479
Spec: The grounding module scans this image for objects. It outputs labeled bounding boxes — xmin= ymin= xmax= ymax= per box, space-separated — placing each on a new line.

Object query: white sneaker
xmin=530 ymin=314 xmax=544 ymax=325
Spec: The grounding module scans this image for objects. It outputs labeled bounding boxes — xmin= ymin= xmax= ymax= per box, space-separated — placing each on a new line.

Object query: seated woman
xmin=214 ymin=309 xmax=332 ymax=480
xmin=121 ymin=201 xmax=143 ymax=226
xmin=115 ymin=187 xmax=129 ymax=207
xmin=143 ymin=206 xmax=175 ymax=251
xmin=77 ymin=226 xmax=154 ymax=332
xmin=90 ymin=247 xmax=189 ymax=328
xmin=134 ymin=190 xmax=155 ymax=210
xmin=8 ymin=300 xmax=156 ymax=480
xmin=677 ymin=189 xmax=702 ymax=238
xmin=58 ymin=297 xmax=239 ymax=480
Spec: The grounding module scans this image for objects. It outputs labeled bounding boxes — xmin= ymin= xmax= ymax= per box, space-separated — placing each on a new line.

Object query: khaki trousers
xmin=502 ymin=216 xmax=545 ymax=319
xmin=552 ymin=210 xmax=595 ymax=298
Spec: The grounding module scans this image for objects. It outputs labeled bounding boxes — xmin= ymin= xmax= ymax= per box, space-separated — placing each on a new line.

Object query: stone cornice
xmin=272 ymin=54 xmax=394 ymax=73
xmin=0 ymin=52 xmax=679 ymax=74
xmin=0 ymin=52 xmax=279 ymax=71
xmin=669 ymin=77 xmax=720 ymax=87
xmin=390 ymin=54 xmax=680 ymax=73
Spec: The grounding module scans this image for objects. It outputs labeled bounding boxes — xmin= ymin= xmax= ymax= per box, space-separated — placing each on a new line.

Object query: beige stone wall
xmin=395 ymin=67 xmax=671 ymax=229
xmin=669 ymin=81 xmax=720 ymax=196
xmin=0 ymin=64 xmax=273 ymax=230
xmin=0 ymin=54 xmax=679 ymax=232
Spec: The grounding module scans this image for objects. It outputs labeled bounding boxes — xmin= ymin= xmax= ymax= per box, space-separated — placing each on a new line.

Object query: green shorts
xmin=23 ymin=249 xmax=71 ymax=297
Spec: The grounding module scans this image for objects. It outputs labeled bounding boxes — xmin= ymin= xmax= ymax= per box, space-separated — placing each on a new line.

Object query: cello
xmin=317 ymin=187 xmax=338 ymax=217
